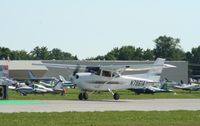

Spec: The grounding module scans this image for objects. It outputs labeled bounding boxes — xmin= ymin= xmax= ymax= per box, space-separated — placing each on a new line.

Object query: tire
xmin=113 ymin=93 xmax=120 ymax=100
xmin=83 ymin=92 xmax=88 ymax=100
xmin=78 ymin=93 xmax=83 ymax=100
xmin=61 ymin=90 xmax=64 ymax=96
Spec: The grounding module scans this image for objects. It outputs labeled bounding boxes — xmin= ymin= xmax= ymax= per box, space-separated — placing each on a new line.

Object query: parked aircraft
xmin=174 ymin=83 xmax=200 ymax=91
xmin=28 ymin=70 xmax=74 ymax=88
xmin=16 ymin=81 xmax=66 ymax=96
xmin=33 ymin=58 xmax=176 ymax=100
xmin=130 ymin=83 xmax=173 ymax=95
xmin=16 ymin=77 xmax=68 ymax=96
xmin=58 ymin=75 xmax=74 ymax=88
xmin=0 ymin=77 xmax=18 ymax=86
xmin=16 ymin=85 xmax=47 ymax=96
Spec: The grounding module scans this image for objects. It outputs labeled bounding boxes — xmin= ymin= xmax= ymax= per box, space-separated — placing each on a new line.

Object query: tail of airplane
xmin=160 ymin=83 xmax=168 ymax=90
xmin=54 ymin=80 xmax=63 ymax=90
xmin=132 ymin=58 xmax=169 ymax=82
xmin=28 ymin=70 xmax=36 ymax=79
xmin=146 ymin=58 xmax=166 ymax=82
xmin=145 ymin=58 xmax=165 ymax=82
xmin=59 ymin=75 xmax=67 ymax=83
xmin=147 ymin=58 xmax=165 ymax=76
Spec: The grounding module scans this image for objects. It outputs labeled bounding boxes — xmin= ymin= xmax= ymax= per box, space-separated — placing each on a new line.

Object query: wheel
xmin=135 ymin=92 xmax=140 ymax=95
xmin=78 ymin=93 xmax=83 ymax=100
xmin=113 ymin=93 xmax=120 ymax=100
xmin=60 ymin=90 xmax=64 ymax=96
xmin=83 ymin=92 xmax=88 ymax=100
xmin=20 ymin=93 xmax=27 ymax=96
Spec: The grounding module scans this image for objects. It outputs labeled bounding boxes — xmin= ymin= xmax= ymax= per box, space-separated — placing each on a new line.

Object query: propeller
xmin=70 ymin=64 xmax=81 ymax=88
xmin=73 ymin=64 xmax=81 ymax=76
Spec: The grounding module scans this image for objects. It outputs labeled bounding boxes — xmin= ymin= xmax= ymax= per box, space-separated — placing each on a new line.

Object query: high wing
xmin=33 ymin=63 xmax=87 ymax=70
xmin=33 ymin=58 xmax=176 ymax=72
xmin=100 ymin=63 xmax=175 ymax=72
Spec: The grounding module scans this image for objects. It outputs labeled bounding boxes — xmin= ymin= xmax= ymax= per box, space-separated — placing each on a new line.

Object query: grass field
xmin=8 ymin=88 xmax=200 ymax=100
xmin=2 ymin=89 xmax=200 ymax=126
xmin=0 ymin=111 xmax=200 ymax=126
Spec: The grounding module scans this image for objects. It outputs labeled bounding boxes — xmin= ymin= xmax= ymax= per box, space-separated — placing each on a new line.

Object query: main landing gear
xmin=78 ymin=90 xmax=120 ymax=100
xmin=78 ymin=92 xmax=88 ymax=100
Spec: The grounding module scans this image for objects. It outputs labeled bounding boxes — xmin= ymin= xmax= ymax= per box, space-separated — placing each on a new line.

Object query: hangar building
xmin=0 ymin=60 xmax=48 ymax=80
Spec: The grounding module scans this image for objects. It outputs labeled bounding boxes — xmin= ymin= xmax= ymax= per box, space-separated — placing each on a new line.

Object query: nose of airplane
xmin=70 ymin=74 xmax=80 ymax=86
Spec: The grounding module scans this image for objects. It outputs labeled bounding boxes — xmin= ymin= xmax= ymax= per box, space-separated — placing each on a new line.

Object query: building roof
xmin=0 ymin=60 xmax=48 ymax=70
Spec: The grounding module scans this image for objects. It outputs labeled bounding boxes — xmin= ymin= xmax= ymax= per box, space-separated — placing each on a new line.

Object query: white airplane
xmin=58 ymin=75 xmax=74 ymax=88
xmin=130 ymin=83 xmax=173 ymax=95
xmin=33 ymin=58 xmax=175 ymax=100
xmin=16 ymin=85 xmax=47 ymax=96
xmin=0 ymin=77 xmax=18 ymax=86
xmin=174 ymin=83 xmax=200 ymax=91
xmin=16 ymin=80 xmax=67 ymax=96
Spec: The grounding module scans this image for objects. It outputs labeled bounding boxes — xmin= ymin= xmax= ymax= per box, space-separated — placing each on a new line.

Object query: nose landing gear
xmin=113 ymin=93 xmax=120 ymax=100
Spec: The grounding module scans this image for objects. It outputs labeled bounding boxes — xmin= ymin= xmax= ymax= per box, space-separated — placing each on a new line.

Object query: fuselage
xmin=74 ymin=72 xmax=155 ymax=91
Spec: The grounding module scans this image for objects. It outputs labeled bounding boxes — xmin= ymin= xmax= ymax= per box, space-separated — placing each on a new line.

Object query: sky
xmin=0 ymin=0 xmax=200 ymax=59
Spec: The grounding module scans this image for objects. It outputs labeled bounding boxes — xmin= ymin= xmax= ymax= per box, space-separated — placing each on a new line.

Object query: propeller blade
xmin=73 ymin=64 xmax=80 ymax=76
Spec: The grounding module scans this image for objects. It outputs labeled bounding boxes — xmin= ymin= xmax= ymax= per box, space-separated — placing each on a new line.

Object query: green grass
xmin=0 ymin=111 xmax=200 ymax=126
xmin=8 ymin=88 xmax=200 ymax=100
xmin=4 ymin=90 xmax=200 ymax=126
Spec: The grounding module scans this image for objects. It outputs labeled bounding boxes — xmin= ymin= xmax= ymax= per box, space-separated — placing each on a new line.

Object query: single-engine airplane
xmin=33 ymin=58 xmax=176 ymax=100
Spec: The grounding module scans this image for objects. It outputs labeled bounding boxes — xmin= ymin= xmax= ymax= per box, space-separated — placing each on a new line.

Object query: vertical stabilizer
xmin=59 ymin=75 xmax=67 ymax=83
xmin=54 ymin=80 xmax=63 ymax=90
xmin=146 ymin=58 xmax=165 ymax=82
xmin=28 ymin=70 xmax=36 ymax=79
xmin=147 ymin=58 xmax=165 ymax=75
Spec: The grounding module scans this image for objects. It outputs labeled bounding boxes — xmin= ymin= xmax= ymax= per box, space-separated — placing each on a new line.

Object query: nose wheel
xmin=108 ymin=89 xmax=120 ymax=100
xmin=78 ymin=92 xmax=88 ymax=100
xmin=113 ymin=93 xmax=120 ymax=100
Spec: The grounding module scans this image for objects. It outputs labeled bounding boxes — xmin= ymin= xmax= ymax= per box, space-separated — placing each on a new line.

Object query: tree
xmin=49 ymin=48 xmax=63 ymax=60
xmin=10 ymin=50 xmax=32 ymax=60
xmin=134 ymin=47 xmax=143 ymax=60
xmin=0 ymin=47 xmax=12 ymax=60
xmin=49 ymin=48 xmax=78 ymax=60
xmin=143 ymin=49 xmax=154 ymax=60
xmin=104 ymin=48 xmax=119 ymax=60
xmin=118 ymin=46 xmax=136 ymax=60
xmin=30 ymin=46 xmax=49 ymax=60
xmin=154 ymin=35 xmax=185 ymax=60
xmin=190 ymin=46 xmax=200 ymax=64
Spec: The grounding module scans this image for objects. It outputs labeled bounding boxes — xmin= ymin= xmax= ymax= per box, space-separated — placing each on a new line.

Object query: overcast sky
xmin=0 ymin=0 xmax=200 ymax=59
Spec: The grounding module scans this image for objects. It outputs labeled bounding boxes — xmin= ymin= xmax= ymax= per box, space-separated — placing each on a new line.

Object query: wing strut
xmin=108 ymin=88 xmax=114 ymax=95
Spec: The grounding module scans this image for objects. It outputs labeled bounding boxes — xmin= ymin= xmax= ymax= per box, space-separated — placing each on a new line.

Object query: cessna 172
xmin=33 ymin=58 xmax=176 ymax=100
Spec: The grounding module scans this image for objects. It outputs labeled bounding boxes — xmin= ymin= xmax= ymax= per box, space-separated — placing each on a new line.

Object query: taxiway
xmin=0 ymin=99 xmax=200 ymax=113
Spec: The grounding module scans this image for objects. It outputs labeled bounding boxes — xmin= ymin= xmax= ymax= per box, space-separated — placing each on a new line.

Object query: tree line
xmin=0 ymin=46 xmax=78 ymax=60
xmin=88 ymin=35 xmax=200 ymax=64
xmin=0 ymin=35 xmax=200 ymax=64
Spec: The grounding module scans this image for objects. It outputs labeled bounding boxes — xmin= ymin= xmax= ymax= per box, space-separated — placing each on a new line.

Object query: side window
xmin=112 ymin=72 xmax=120 ymax=78
xmin=102 ymin=70 xmax=111 ymax=77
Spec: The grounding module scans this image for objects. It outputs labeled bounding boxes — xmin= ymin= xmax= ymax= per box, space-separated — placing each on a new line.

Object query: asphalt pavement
xmin=0 ymin=99 xmax=200 ymax=113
